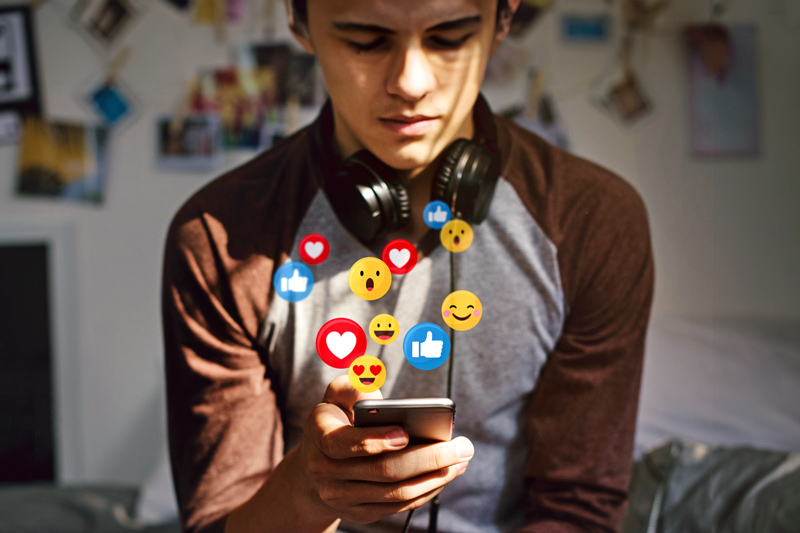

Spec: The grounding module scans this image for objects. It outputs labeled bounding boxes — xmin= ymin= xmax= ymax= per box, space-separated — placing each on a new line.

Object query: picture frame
xmin=0 ymin=4 xmax=43 ymax=144
xmin=71 ymin=0 xmax=140 ymax=50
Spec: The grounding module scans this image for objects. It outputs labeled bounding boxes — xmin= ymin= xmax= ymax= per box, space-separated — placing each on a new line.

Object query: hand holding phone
xmin=353 ymin=398 xmax=455 ymax=445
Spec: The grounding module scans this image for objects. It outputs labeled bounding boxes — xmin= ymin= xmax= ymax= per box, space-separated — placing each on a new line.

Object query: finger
xmin=306 ymin=376 xmax=408 ymax=460
xmin=332 ymin=461 xmax=469 ymax=506
xmin=424 ymin=331 xmax=433 ymax=342
xmin=330 ymin=484 xmax=447 ymax=525
xmin=328 ymin=437 xmax=474 ymax=482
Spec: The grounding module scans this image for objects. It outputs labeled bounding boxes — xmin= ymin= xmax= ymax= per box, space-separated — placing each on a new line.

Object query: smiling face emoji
xmin=348 ymin=258 xmax=392 ymax=300
xmin=348 ymin=355 xmax=386 ymax=393
xmin=441 ymin=290 xmax=482 ymax=331
xmin=440 ymin=220 xmax=474 ymax=253
xmin=368 ymin=314 xmax=399 ymax=345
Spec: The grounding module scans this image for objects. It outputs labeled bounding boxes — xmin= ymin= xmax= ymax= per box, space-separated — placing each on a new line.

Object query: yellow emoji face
xmin=348 ymin=258 xmax=392 ymax=300
xmin=440 ymin=220 xmax=473 ymax=253
xmin=441 ymin=290 xmax=482 ymax=331
xmin=348 ymin=355 xmax=386 ymax=393
xmin=368 ymin=314 xmax=399 ymax=345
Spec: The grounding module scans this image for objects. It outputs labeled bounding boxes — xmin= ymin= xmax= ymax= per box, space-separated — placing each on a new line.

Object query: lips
xmin=452 ymin=313 xmax=472 ymax=321
xmin=359 ymin=378 xmax=375 ymax=385
xmin=366 ymin=278 xmax=374 ymax=291
xmin=373 ymin=330 xmax=395 ymax=340
xmin=379 ymin=114 xmax=439 ymax=136
xmin=454 ymin=236 xmax=460 ymax=245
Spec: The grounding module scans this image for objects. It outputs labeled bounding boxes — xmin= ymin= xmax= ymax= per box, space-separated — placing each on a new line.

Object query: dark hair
xmin=290 ymin=0 xmax=512 ymax=35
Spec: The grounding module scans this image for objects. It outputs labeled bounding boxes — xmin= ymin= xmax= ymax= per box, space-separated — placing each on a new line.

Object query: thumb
xmin=424 ymin=331 xmax=433 ymax=342
xmin=322 ymin=375 xmax=383 ymax=423
xmin=291 ymin=269 xmax=300 ymax=278
xmin=434 ymin=206 xmax=442 ymax=212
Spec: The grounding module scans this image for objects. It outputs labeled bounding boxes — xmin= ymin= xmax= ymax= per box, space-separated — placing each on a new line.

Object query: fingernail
xmin=385 ymin=429 xmax=407 ymax=447
xmin=457 ymin=462 xmax=468 ymax=474
xmin=456 ymin=439 xmax=474 ymax=460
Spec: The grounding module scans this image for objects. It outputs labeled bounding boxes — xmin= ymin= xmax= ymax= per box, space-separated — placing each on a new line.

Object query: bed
xmin=1 ymin=316 xmax=798 ymax=532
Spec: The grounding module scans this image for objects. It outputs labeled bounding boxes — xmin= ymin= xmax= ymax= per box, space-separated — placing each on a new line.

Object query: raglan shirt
xmin=162 ymin=101 xmax=654 ymax=533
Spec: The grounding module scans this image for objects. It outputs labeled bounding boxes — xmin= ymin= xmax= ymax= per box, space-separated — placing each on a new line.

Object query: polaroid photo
xmin=71 ymin=0 xmax=140 ymax=50
xmin=591 ymin=70 xmax=654 ymax=127
xmin=16 ymin=116 xmax=109 ymax=204
xmin=156 ymin=114 xmax=224 ymax=171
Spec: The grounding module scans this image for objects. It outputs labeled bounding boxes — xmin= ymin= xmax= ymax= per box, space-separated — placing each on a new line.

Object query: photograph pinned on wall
xmin=686 ymin=24 xmax=760 ymax=157
xmin=591 ymin=70 xmax=654 ymax=126
xmin=0 ymin=5 xmax=43 ymax=144
xmin=71 ymin=0 xmax=141 ymax=50
xmin=156 ymin=114 xmax=223 ymax=171
xmin=15 ymin=116 xmax=109 ymax=205
xmin=561 ymin=13 xmax=612 ymax=43
xmin=80 ymin=48 xmax=138 ymax=129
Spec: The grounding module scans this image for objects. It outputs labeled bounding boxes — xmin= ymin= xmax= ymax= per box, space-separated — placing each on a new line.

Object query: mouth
xmin=366 ymin=278 xmax=374 ymax=291
xmin=359 ymin=378 xmax=375 ymax=385
xmin=379 ymin=114 xmax=439 ymax=136
xmin=454 ymin=236 xmax=460 ymax=245
xmin=452 ymin=313 xmax=472 ymax=321
xmin=373 ymin=330 xmax=395 ymax=340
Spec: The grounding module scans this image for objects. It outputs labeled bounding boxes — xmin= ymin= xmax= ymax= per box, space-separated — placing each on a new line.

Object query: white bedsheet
xmin=635 ymin=317 xmax=800 ymax=458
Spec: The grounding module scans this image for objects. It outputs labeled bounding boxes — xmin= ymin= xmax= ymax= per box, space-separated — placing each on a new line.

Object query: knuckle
xmin=369 ymin=458 xmax=396 ymax=481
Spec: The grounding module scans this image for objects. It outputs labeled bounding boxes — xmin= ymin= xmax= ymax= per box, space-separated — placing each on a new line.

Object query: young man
xmin=161 ymin=0 xmax=654 ymax=531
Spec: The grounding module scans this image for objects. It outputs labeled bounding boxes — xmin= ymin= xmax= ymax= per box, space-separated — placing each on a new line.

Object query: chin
xmin=372 ymin=141 xmax=440 ymax=172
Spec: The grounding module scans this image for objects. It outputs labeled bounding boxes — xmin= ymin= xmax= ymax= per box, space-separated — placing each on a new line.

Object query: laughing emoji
xmin=348 ymin=355 xmax=386 ymax=393
xmin=369 ymin=314 xmax=399 ymax=345
xmin=440 ymin=220 xmax=474 ymax=253
xmin=441 ymin=290 xmax=482 ymax=331
xmin=348 ymin=257 xmax=392 ymax=300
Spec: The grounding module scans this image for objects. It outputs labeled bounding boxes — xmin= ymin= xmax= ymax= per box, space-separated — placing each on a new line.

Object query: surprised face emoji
xmin=348 ymin=257 xmax=392 ymax=300
xmin=440 ymin=220 xmax=474 ymax=253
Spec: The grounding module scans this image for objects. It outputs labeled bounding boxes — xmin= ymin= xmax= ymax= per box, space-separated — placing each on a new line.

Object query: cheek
xmin=473 ymin=310 xmax=481 ymax=317
xmin=443 ymin=310 xmax=451 ymax=317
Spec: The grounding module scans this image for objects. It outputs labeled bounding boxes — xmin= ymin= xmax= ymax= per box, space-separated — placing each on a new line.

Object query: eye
xmin=461 ymin=230 xmax=465 ymax=234
xmin=376 ymin=271 xmax=380 ymax=276
xmin=377 ymin=323 xmax=380 ymax=327
xmin=449 ymin=305 xmax=457 ymax=309
xmin=348 ymin=37 xmax=386 ymax=53
xmin=467 ymin=305 xmax=474 ymax=309
xmin=360 ymin=271 xmax=364 ymax=276
xmin=449 ymin=230 xmax=453 ymax=234
xmin=428 ymin=32 xmax=475 ymax=50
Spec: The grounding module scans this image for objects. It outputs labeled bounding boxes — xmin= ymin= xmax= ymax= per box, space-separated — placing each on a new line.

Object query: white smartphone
xmin=353 ymin=398 xmax=456 ymax=444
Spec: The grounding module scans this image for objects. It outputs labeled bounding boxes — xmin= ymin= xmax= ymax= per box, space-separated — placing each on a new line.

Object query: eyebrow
xmin=332 ymin=15 xmax=483 ymax=35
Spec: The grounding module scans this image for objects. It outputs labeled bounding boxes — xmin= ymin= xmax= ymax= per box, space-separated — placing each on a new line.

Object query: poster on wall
xmin=15 ymin=116 xmax=109 ymax=205
xmin=0 ymin=5 xmax=42 ymax=144
xmin=156 ymin=114 xmax=223 ymax=171
xmin=687 ymin=24 xmax=760 ymax=157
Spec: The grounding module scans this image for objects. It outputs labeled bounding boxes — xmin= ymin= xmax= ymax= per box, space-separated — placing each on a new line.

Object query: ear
xmin=491 ymin=0 xmax=521 ymax=55
xmin=284 ymin=0 xmax=316 ymax=54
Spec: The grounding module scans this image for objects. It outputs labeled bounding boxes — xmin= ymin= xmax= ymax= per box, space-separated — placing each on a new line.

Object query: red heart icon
xmin=370 ymin=365 xmax=382 ymax=376
xmin=352 ymin=365 xmax=365 ymax=376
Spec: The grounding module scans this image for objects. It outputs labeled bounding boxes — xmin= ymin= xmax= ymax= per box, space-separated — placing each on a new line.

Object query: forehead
xmin=307 ymin=0 xmax=494 ymax=29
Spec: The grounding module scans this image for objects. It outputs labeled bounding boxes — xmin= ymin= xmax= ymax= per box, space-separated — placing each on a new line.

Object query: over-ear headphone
xmin=325 ymin=137 xmax=501 ymax=243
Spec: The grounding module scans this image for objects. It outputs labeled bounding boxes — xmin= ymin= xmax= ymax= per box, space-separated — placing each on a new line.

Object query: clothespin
xmin=523 ymin=69 xmax=545 ymax=119
xmin=104 ymin=46 xmax=131 ymax=87
xmin=170 ymin=79 xmax=195 ymax=140
xmin=215 ymin=0 xmax=228 ymax=42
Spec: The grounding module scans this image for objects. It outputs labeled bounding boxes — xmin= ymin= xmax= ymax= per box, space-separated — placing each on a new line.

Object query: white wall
xmin=0 ymin=0 xmax=796 ymax=485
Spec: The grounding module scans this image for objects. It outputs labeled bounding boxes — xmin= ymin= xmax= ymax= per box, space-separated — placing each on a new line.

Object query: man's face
xmin=297 ymin=0 xmax=507 ymax=173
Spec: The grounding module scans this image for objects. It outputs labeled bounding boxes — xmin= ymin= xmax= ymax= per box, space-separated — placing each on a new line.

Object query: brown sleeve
xmin=162 ymin=208 xmax=284 ymax=533
xmin=512 ymin=152 xmax=655 ymax=531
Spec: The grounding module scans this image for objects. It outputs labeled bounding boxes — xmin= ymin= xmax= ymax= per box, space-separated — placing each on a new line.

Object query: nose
xmin=386 ymin=43 xmax=437 ymax=102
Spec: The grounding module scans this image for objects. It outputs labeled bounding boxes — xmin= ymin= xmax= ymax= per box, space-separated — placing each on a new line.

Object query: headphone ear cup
xmin=431 ymin=138 xmax=468 ymax=206
xmin=432 ymin=139 xmax=500 ymax=224
xmin=325 ymin=150 xmax=410 ymax=242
